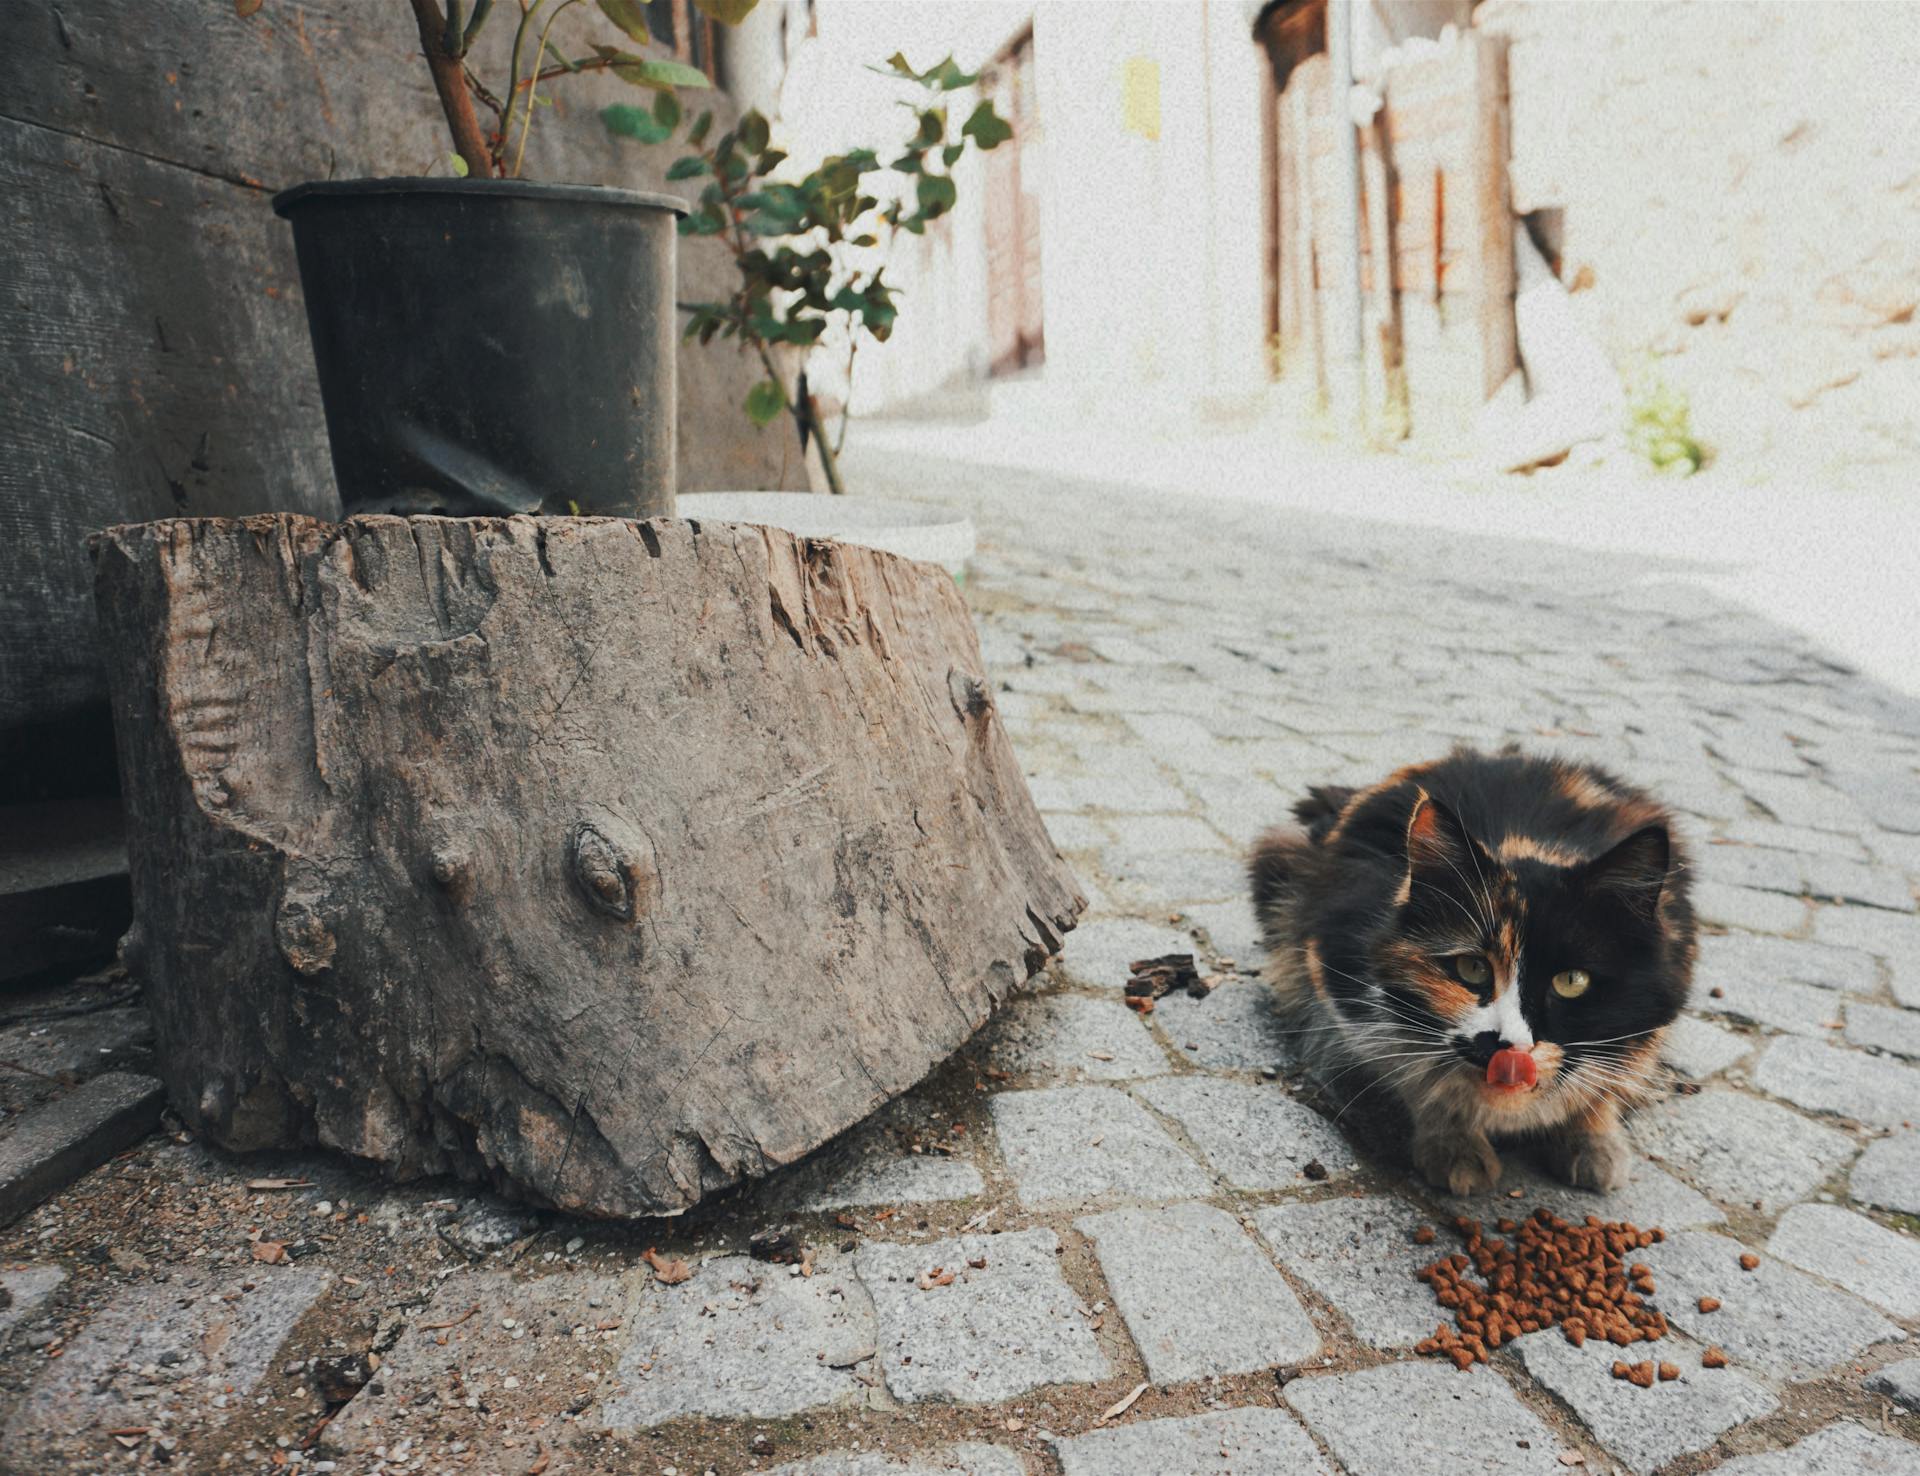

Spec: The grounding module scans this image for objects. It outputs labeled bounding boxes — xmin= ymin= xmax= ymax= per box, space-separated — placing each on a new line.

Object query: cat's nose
xmin=1464 ymin=1031 xmax=1505 ymax=1067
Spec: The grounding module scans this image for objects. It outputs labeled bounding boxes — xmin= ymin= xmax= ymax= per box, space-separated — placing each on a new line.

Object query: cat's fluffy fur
xmin=1249 ymin=747 xmax=1694 ymax=1195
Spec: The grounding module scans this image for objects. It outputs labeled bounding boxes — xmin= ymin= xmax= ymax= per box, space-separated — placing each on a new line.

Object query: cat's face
xmin=1358 ymin=793 xmax=1687 ymax=1123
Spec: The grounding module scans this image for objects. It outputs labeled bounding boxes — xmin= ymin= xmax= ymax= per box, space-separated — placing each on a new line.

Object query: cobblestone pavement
xmin=4 ymin=447 xmax=1920 ymax=1475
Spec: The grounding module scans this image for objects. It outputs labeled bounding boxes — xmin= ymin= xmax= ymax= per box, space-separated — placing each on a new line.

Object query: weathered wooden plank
xmin=1 ymin=1 xmax=803 ymax=733
xmin=94 ymin=514 xmax=1083 ymax=1218
xmin=0 ymin=116 xmax=337 ymax=729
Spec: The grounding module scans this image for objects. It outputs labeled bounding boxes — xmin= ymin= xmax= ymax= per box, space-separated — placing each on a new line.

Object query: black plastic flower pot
xmin=273 ymin=178 xmax=687 ymax=518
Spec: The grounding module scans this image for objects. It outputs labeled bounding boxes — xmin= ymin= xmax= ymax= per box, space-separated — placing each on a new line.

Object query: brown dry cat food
xmin=1738 ymin=1253 xmax=1760 ymax=1271
xmin=1702 ymin=1345 xmax=1729 ymax=1368
xmin=1697 ymin=1296 xmax=1721 ymax=1313
xmin=1414 ymin=1209 xmax=1672 ymax=1372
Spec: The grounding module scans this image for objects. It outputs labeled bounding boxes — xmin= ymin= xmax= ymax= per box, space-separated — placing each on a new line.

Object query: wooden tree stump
xmin=92 ymin=515 xmax=1082 ymax=1218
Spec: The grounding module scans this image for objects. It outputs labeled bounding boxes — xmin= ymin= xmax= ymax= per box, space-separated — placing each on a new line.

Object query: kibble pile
xmin=1414 ymin=1210 xmax=1675 ymax=1371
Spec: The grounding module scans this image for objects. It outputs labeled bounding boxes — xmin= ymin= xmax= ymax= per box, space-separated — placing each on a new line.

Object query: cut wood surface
xmin=92 ymin=515 xmax=1083 ymax=1218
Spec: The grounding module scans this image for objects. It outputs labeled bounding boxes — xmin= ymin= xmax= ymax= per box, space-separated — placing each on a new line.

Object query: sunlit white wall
xmin=774 ymin=0 xmax=1273 ymax=425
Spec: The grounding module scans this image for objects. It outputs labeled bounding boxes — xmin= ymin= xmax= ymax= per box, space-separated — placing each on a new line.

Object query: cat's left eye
xmin=1552 ymin=969 xmax=1592 ymax=999
xmin=1450 ymin=955 xmax=1492 ymax=988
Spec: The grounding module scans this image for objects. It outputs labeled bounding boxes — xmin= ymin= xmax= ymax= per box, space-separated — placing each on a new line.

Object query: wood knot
xmin=947 ymin=668 xmax=992 ymax=723
xmin=569 ymin=822 xmax=654 ymax=924
xmin=275 ymin=893 xmax=338 ymax=976
xmin=428 ymin=847 xmax=475 ymax=903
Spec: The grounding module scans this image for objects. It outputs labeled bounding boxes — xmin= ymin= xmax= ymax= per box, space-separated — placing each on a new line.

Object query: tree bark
xmin=92 ymin=515 xmax=1081 ymax=1218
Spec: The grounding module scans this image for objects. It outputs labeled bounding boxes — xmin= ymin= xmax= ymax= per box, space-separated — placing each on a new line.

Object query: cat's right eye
xmin=1449 ymin=955 xmax=1492 ymax=988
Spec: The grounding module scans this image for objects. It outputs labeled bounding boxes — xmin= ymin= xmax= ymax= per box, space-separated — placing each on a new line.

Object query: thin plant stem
xmin=512 ymin=0 xmax=581 ymax=177
xmin=499 ymin=0 xmax=546 ymax=176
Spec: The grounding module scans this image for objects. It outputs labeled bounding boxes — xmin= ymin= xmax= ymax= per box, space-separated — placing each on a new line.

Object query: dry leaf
xmin=916 ymin=1266 xmax=956 ymax=1291
xmin=246 ymin=1178 xmax=313 ymax=1190
xmin=1087 ymin=1050 xmax=1115 ymax=1062
xmin=251 ymin=1241 xmax=289 ymax=1265
xmin=1557 ymin=1455 xmax=1586 ymax=1468
xmin=527 ymin=1450 xmax=552 ymax=1476
xmin=643 ymin=1247 xmax=692 ymax=1284
xmin=1097 ymin=1380 xmax=1149 ymax=1425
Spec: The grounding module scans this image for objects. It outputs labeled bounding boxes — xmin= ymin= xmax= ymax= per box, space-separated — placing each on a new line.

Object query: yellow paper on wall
xmin=1121 ymin=56 xmax=1161 ymax=141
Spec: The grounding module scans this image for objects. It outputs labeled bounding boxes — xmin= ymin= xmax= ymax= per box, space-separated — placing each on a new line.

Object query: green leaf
xmin=596 ymin=0 xmax=651 ymax=43
xmin=653 ymin=89 xmax=682 ymax=130
xmin=916 ymin=173 xmax=957 ymax=218
xmin=665 ymin=155 xmax=709 ymax=180
xmin=694 ymin=0 xmax=759 ymax=23
xmin=448 ymin=151 xmax=470 ymax=178
xmin=745 ymin=379 xmax=785 ymax=427
xmin=924 ymin=54 xmax=978 ymax=91
xmin=757 ymin=148 xmax=788 ymax=173
xmin=961 ymin=100 xmax=1013 ymax=150
xmin=602 ymin=102 xmax=675 ymax=144
xmin=916 ymin=109 xmax=946 ymax=146
xmin=597 ymin=48 xmax=713 ymax=90
xmin=876 ymin=52 xmax=976 ymax=90
xmin=688 ymin=110 xmax=714 ymax=146
xmin=942 ymin=142 xmax=964 ymax=167
xmin=737 ymin=109 xmax=771 ymax=156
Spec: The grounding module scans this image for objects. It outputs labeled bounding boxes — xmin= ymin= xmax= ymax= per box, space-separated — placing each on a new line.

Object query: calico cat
xmin=1249 ymin=747 xmax=1694 ymax=1195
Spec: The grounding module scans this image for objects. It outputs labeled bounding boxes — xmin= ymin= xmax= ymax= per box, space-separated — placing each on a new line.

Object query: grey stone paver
xmin=0 ymin=1266 xmax=65 ymax=1340
xmin=989 ymin=1086 xmax=1210 ymax=1210
xmin=1696 ymin=972 xmax=1845 ymax=1036
xmin=1710 ymin=1422 xmax=1920 ymax=1474
xmin=601 ymin=1253 xmax=876 ymax=1427
xmin=1454 ymin=1153 xmax=1726 ymax=1230
xmin=5 ymin=1266 xmax=330 ymax=1454
xmin=977 ymin=993 xmax=1168 ymax=1082
xmin=1149 ymin=979 xmax=1296 ymax=1071
xmin=1662 ymin=1013 xmax=1753 ymax=1079
xmin=1179 ymin=899 xmax=1263 ymax=968
xmin=1099 ymin=846 xmax=1246 ymax=906
xmin=1283 ymin=1361 xmax=1565 ymax=1476
xmin=1513 ymin=1330 xmax=1778 ymax=1475
xmin=854 ymin=1227 xmax=1108 ymax=1404
xmin=1056 ymin=917 xmax=1196 ymax=990
xmin=0 ymin=1070 xmax=165 ymax=1228
xmin=1050 ymin=1406 xmax=1332 ymax=1476
xmin=1077 ymin=1201 xmax=1320 ymax=1382
xmin=1694 ymin=929 xmax=1883 ymax=995
xmin=1641 ymin=1229 xmax=1900 ymax=1378
xmin=1766 ymin=1203 xmax=1920 ymax=1317
xmin=1753 ymin=1034 xmax=1920 ymax=1129
xmin=1691 ymin=882 xmax=1809 ymax=934
xmin=1254 ymin=1195 xmax=1441 ymax=1348
xmin=1846 ymin=999 xmax=1920 ymax=1061
xmin=1866 ymin=1358 xmax=1920 ymax=1412
xmin=1135 ymin=1075 xmax=1356 ymax=1188
xmin=1632 ymin=1087 xmax=1858 ymax=1210
xmin=769 ymin=1445 xmax=1027 ymax=1476
xmin=1852 ymin=1131 xmax=1920 ymax=1214
xmin=798 ymin=1151 xmax=987 ymax=1213
xmin=1811 ymin=905 xmax=1920 ymax=971
xmin=334 ymin=1271 xmax=636 ymax=1449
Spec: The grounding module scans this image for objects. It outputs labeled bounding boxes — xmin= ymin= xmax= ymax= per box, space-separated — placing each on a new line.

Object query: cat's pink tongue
xmin=1486 ymin=1048 xmax=1538 ymax=1091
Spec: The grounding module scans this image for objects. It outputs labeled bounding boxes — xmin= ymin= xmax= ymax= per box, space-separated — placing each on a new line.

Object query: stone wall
xmin=1476 ymin=0 xmax=1920 ymax=488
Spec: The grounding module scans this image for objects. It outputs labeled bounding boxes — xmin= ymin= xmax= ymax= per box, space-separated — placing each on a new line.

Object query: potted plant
xmin=250 ymin=0 xmax=756 ymax=517
xmin=607 ymin=52 xmax=1011 ymax=497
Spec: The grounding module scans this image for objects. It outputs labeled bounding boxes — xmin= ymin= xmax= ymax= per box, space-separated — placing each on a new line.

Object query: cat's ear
xmin=1405 ymin=789 xmax=1475 ymax=872
xmin=1579 ymin=825 xmax=1670 ymax=916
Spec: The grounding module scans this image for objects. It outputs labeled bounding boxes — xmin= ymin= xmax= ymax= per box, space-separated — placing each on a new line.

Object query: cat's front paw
xmin=1544 ymin=1128 xmax=1632 ymax=1193
xmin=1414 ymin=1130 xmax=1502 ymax=1196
